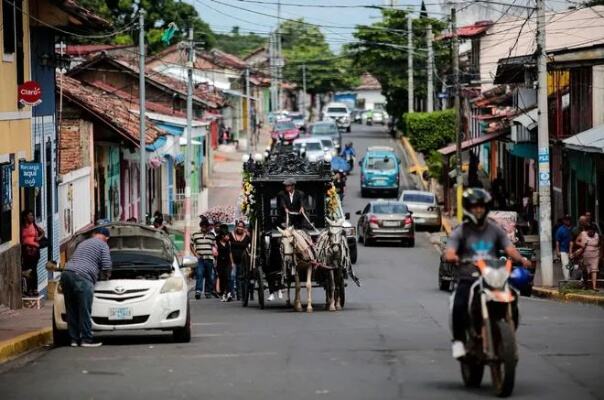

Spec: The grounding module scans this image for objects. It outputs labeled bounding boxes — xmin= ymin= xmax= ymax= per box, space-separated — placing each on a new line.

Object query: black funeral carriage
xmin=240 ymin=152 xmax=341 ymax=309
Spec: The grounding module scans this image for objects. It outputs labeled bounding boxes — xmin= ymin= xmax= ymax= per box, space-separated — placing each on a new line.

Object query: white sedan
xmin=52 ymin=223 xmax=196 ymax=345
xmin=293 ymin=137 xmax=329 ymax=162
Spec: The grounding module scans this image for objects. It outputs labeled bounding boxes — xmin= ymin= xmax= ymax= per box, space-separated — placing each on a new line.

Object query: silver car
xmin=399 ymin=190 xmax=441 ymax=230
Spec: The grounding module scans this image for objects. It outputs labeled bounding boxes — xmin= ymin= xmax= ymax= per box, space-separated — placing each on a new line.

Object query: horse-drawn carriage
xmin=239 ymin=151 xmax=358 ymax=311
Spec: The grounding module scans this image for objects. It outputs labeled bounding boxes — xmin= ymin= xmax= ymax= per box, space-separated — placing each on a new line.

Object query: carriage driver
xmin=278 ymin=178 xmax=305 ymax=229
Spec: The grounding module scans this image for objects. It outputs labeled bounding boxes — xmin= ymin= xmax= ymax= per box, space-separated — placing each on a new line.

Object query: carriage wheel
xmin=257 ymin=267 xmax=265 ymax=310
xmin=337 ymin=272 xmax=346 ymax=309
xmin=241 ymin=260 xmax=250 ymax=307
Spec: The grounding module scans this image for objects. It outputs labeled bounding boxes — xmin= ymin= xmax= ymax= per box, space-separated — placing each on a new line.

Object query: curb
xmin=531 ymin=287 xmax=604 ymax=306
xmin=0 ymin=328 xmax=52 ymax=364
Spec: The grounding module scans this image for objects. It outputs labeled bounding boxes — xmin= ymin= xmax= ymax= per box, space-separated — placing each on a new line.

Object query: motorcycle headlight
xmin=483 ymin=266 xmax=510 ymax=289
xmin=160 ymin=276 xmax=185 ymax=293
xmin=344 ymin=227 xmax=356 ymax=237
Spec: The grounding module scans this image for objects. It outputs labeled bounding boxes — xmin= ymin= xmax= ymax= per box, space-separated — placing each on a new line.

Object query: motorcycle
xmin=344 ymin=152 xmax=355 ymax=172
xmin=455 ymin=258 xmax=519 ymax=398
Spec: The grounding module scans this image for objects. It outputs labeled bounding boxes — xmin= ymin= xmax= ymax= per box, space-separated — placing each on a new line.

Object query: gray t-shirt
xmin=446 ymin=220 xmax=511 ymax=278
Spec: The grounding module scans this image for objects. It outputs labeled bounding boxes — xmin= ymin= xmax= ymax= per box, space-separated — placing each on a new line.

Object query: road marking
xmin=192 ymin=322 xmax=230 ymax=326
xmin=181 ymin=351 xmax=278 ymax=359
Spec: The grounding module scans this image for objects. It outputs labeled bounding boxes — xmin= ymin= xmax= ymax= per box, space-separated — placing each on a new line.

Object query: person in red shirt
xmin=21 ymin=210 xmax=44 ymax=296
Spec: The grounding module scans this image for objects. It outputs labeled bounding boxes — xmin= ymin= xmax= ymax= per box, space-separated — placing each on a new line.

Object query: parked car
xmin=359 ymin=146 xmax=400 ymax=197
xmin=308 ymin=120 xmax=341 ymax=150
xmin=399 ymin=190 xmax=441 ymax=230
xmin=371 ymin=110 xmax=386 ymax=125
xmin=271 ymin=119 xmax=300 ymax=144
xmin=356 ymin=200 xmax=415 ymax=246
xmin=293 ymin=137 xmax=328 ymax=161
xmin=289 ymin=112 xmax=306 ymax=132
xmin=52 ymin=223 xmax=194 ymax=345
xmin=322 ymin=102 xmax=351 ymax=132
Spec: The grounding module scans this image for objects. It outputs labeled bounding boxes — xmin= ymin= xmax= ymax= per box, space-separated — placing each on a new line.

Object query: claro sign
xmin=18 ymin=81 xmax=42 ymax=106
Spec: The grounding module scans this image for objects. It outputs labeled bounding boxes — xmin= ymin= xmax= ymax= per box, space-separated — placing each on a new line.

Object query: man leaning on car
xmin=60 ymin=227 xmax=112 ymax=347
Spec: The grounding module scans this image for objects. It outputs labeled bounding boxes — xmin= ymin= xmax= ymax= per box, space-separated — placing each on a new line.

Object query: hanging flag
xmin=161 ymin=22 xmax=178 ymax=45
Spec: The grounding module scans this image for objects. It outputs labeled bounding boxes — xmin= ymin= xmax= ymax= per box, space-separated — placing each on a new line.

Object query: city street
xmin=1 ymin=125 xmax=603 ymax=400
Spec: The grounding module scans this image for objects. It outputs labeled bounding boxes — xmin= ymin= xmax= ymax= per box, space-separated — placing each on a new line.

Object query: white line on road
xmin=192 ymin=322 xmax=230 ymax=326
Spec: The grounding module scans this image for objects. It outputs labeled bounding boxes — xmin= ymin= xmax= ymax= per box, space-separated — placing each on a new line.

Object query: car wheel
xmin=361 ymin=188 xmax=368 ymax=197
xmin=364 ymin=230 xmax=373 ymax=246
xmin=173 ymin=304 xmax=192 ymax=343
xmin=52 ymin=310 xmax=70 ymax=347
xmin=408 ymin=237 xmax=415 ymax=247
xmin=350 ymin=244 xmax=358 ymax=264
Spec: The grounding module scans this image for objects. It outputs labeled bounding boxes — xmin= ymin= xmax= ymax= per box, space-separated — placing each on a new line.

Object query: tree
xmin=75 ymin=0 xmax=215 ymax=54
xmin=214 ymin=27 xmax=267 ymax=58
xmin=279 ymin=20 xmax=357 ymax=98
xmin=348 ymin=9 xmax=450 ymax=125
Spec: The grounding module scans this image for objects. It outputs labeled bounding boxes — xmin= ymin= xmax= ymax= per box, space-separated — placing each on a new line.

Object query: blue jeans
xmin=231 ymin=262 xmax=242 ymax=298
xmin=196 ymin=258 xmax=215 ymax=294
xmin=60 ymin=271 xmax=94 ymax=343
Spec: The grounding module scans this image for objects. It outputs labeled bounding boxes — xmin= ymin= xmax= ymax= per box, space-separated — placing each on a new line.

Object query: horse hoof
xmin=294 ymin=303 xmax=302 ymax=312
xmin=306 ymin=307 xmax=313 ymax=313
xmin=336 ymin=305 xmax=342 ymax=311
xmin=329 ymin=305 xmax=336 ymax=312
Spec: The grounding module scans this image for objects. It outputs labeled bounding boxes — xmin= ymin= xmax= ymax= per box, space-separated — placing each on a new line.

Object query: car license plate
xmin=383 ymin=221 xmax=399 ymax=227
xmin=108 ymin=307 xmax=133 ymax=320
xmin=373 ymin=179 xmax=387 ymax=186
xmin=414 ymin=218 xmax=425 ymax=224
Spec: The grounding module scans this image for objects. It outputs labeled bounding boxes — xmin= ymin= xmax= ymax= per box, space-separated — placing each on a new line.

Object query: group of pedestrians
xmin=191 ymin=218 xmax=251 ymax=302
xmin=555 ymin=212 xmax=601 ymax=291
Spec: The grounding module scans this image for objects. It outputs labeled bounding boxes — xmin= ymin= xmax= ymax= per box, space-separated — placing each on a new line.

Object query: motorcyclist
xmin=340 ymin=142 xmax=356 ymax=159
xmin=443 ymin=188 xmax=531 ymax=359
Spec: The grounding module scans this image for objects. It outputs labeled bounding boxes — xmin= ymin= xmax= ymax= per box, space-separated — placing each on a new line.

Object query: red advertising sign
xmin=18 ymin=81 xmax=42 ymax=106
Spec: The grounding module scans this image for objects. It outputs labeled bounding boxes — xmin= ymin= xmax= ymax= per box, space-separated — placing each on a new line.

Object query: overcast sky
xmin=188 ymin=0 xmax=575 ymax=53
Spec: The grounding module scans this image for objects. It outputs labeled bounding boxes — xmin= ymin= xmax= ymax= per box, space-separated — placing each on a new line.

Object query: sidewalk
xmin=0 ymin=302 xmax=52 ymax=364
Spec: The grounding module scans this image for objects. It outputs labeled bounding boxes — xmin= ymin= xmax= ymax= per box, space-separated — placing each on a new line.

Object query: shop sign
xmin=18 ymin=81 xmax=42 ymax=106
xmin=19 ymin=162 xmax=43 ymax=187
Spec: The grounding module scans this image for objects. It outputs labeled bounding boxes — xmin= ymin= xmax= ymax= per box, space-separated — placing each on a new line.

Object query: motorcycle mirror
xmin=345 ymin=212 xmax=351 ymax=220
xmin=355 ymin=210 xmax=362 ymax=215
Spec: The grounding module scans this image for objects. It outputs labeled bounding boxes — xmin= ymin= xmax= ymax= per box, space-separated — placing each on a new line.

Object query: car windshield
xmin=367 ymin=156 xmax=396 ymax=170
xmin=327 ymin=107 xmax=347 ymax=113
xmin=321 ymin=139 xmax=333 ymax=148
xmin=305 ymin=142 xmax=323 ymax=151
xmin=402 ymin=193 xmax=435 ymax=204
xmin=276 ymin=121 xmax=295 ymax=130
xmin=312 ymin=124 xmax=337 ymax=135
xmin=373 ymin=203 xmax=408 ymax=214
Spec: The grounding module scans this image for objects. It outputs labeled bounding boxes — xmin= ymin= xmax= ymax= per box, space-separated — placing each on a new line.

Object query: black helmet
xmin=462 ymin=188 xmax=492 ymax=226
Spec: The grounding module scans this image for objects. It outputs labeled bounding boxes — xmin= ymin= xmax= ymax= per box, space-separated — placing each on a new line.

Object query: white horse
xmin=316 ymin=217 xmax=349 ymax=311
xmin=277 ymin=226 xmax=316 ymax=312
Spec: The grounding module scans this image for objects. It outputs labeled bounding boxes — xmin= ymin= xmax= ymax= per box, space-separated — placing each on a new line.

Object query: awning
xmin=563 ymin=124 xmax=604 ymax=153
xmin=179 ymin=137 xmax=203 ymax=145
xmin=512 ymin=109 xmax=538 ymax=130
xmin=507 ymin=143 xmax=538 ymax=160
xmin=438 ymin=131 xmax=507 ymax=156
xmin=223 ymin=89 xmax=257 ymax=101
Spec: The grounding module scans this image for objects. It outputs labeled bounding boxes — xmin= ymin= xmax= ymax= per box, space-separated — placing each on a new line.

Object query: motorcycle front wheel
xmin=490 ymin=319 xmax=517 ymax=397
xmin=461 ymin=357 xmax=484 ymax=388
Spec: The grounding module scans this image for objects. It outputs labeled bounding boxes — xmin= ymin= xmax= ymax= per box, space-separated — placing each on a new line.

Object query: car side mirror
xmin=345 ymin=212 xmax=350 ymax=220
xmin=355 ymin=210 xmax=362 ymax=215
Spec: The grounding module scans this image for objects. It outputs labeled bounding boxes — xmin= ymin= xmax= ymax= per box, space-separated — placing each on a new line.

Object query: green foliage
xmin=426 ymin=150 xmax=444 ymax=183
xmin=74 ymin=0 xmax=215 ymax=54
xmin=403 ymin=109 xmax=455 ymax=154
xmin=280 ymin=20 xmax=358 ymax=95
xmin=348 ymin=9 xmax=450 ymax=119
xmin=214 ymin=27 xmax=266 ymax=58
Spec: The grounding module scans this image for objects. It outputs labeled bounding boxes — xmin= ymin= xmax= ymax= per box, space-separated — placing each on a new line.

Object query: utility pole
xmin=451 ymin=5 xmax=463 ymax=223
xmin=184 ymin=27 xmax=194 ymax=257
xmin=536 ymin=0 xmax=554 ymax=286
xmin=407 ymin=14 xmax=414 ymax=113
xmin=426 ymin=23 xmax=434 ymax=112
xmin=276 ymin=0 xmax=282 ymax=111
xmin=245 ymin=66 xmax=252 ymax=150
xmin=302 ymin=64 xmax=307 ymax=120
xmin=138 ymin=10 xmax=147 ymax=224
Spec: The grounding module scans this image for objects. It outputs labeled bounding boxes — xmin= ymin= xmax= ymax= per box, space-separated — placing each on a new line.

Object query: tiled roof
xmin=58 ymin=0 xmax=111 ymax=28
xmin=208 ymin=49 xmax=248 ymax=70
xmin=60 ymin=75 xmax=164 ymax=146
xmin=62 ymin=44 xmax=134 ymax=56
xmin=356 ymin=72 xmax=381 ymax=91
xmin=440 ymin=20 xmax=493 ymax=40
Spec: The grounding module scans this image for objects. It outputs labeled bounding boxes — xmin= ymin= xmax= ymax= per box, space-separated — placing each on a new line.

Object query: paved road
xmin=1 ymin=125 xmax=603 ymax=400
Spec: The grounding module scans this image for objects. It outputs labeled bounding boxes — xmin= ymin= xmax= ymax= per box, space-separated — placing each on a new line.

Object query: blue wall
xmin=31 ymin=28 xmax=56 ymax=117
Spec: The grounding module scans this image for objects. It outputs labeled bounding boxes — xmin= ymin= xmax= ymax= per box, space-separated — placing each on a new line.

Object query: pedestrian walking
xmin=555 ymin=215 xmax=573 ymax=280
xmin=576 ymin=224 xmax=600 ymax=292
xmin=20 ymin=210 xmax=45 ymax=296
xmin=192 ymin=220 xmax=217 ymax=299
xmin=60 ymin=227 xmax=112 ymax=347
xmin=230 ymin=220 xmax=251 ymax=300
xmin=216 ymin=232 xmax=234 ymax=302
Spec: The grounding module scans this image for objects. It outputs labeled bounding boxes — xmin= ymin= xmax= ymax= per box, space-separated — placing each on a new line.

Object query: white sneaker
xmin=221 ymin=294 xmax=227 ymax=302
xmin=278 ymin=290 xmax=283 ymax=300
xmin=452 ymin=341 xmax=466 ymax=359
xmin=267 ymin=293 xmax=275 ymax=302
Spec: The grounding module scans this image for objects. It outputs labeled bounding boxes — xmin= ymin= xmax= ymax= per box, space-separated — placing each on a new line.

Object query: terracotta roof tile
xmin=356 ymin=72 xmax=381 ymax=91
xmin=59 ymin=75 xmax=164 ymax=146
xmin=58 ymin=0 xmax=111 ymax=28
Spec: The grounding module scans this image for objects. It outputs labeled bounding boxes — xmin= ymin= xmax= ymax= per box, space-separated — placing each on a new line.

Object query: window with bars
xmin=0 ymin=164 xmax=13 ymax=244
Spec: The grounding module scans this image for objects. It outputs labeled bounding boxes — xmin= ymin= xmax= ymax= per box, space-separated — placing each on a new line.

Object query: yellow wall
xmin=0 ymin=1 xmax=32 ymax=246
